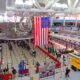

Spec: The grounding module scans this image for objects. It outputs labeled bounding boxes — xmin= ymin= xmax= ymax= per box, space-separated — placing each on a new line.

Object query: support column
xmin=50 ymin=17 xmax=53 ymax=28
xmin=75 ymin=16 xmax=77 ymax=27
xmin=63 ymin=15 xmax=65 ymax=27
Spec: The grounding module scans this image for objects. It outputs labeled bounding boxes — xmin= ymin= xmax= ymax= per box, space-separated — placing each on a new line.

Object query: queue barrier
xmin=37 ymin=46 xmax=60 ymax=68
xmin=31 ymin=41 xmax=60 ymax=68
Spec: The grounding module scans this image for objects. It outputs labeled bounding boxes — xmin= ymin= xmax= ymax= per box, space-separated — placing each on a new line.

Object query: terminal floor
xmin=2 ymin=42 xmax=53 ymax=76
xmin=1 ymin=42 xmax=80 ymax=80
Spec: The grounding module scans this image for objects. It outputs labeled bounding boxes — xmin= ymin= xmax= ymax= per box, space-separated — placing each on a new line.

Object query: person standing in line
xmin=63 ymin=55 xmax=66 ymax=61
xmin=36 ymin=62 xmax=40 ymax=73
xmin=44 ymin=45 xmax=46 ymax=49
xmin=55 ymin=50 xmax=58 ymax=58
xmin=63 ymin=55 xmax=67 ymax=66
xmin=3 ymin=67 xmax=8 ymax=75
xmin=48 ymin=46 xmax=50 ymax=53
xmin=32 ymin=49 xmax=35 ymax=55
xmin=67 ymin=55 xmax=70 ymax=65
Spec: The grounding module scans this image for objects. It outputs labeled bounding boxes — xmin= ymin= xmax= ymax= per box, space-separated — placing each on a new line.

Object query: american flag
xmin=33 ymin=16 xmax=49 ymax=45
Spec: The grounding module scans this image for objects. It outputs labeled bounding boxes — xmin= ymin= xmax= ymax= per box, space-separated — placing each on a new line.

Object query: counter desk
xmin=69 ymin=53 xmax=80 ymax=70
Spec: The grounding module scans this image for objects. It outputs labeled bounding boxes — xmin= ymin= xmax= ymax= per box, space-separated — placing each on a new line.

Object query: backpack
xmin=12 ymin=69 xmax=17 ymax=74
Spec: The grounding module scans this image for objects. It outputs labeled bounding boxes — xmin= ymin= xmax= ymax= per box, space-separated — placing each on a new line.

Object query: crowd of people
xmin=0 ymin=40 xmax=37 ymax=79
xmin=0 ymin=40 xmax=72 ymax=79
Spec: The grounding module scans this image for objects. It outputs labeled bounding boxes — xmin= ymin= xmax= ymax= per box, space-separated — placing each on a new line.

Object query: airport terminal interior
xmin=0 ymin=0 xmax=80 ymax=80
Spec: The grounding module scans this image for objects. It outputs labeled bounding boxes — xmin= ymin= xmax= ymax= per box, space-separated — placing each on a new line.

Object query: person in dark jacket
xmin=3 ymin=67 xmax=8 ymax=75
xmin=48 ymin=46 xmax=50 ymax=53
xmin=12 ymin=67 xmax=17 ymax=79
xmin=65 ymin=67 xmax=70 ymax=78
xmin=9 ymin=44 xmax=12 ymax=51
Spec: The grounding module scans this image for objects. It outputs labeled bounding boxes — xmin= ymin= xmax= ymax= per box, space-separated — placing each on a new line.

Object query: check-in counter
xmin=69 ymin=53 xmax=80 ymax=70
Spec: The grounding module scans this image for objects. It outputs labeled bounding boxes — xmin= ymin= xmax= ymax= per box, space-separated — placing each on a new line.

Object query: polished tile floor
xmin=1 ymin=42 xmax=80 ymax=80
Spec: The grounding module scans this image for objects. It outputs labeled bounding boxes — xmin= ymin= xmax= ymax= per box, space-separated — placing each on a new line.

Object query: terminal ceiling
xmin=0 ymin=0 xmax=80 ymax=18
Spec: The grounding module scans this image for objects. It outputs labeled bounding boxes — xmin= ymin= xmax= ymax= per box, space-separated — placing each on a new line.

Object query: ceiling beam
xmin=74 ymin=0 xmax=79 ymax=8
xmin=13 ymin=9 xmax=71 ymax=14
xmin=67 ymin=0 xmax=75 ymax=12
xmin=33 ymin=0 xmax=43 ymax=9
xmin=68 ymin=0 xmax=71 ymax=6
xmin=68 ymin=0 xmax=71 ymax=8
xmin=44 ymin=0 xmax=60 ymax=9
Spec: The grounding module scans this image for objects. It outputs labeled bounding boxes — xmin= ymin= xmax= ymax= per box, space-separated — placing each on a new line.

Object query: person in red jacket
xmin=36 ymin=62 xmax=40 ymax=73
xmin=37 ymin=66 xmax=39 ymax=73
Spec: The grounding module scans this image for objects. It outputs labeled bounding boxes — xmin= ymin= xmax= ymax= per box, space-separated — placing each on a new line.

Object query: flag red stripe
xmin=41 ymin=25 xmax=42 ymax=45
xmin=40 ymin=17 xmax=41 ymax=45
xmin=47 ymin=28 xmax=48 ymax=44
xmin=35 ymin=17 xmax=37 ymax=45
xmin=38 ymin=17 xmax=40 ymax=45
xmin=45 ymin=28 xmax=48 ymax=44
xmin=37 ymin=17 xmax=39 ymax=45
xmin=43 ymin=28 xmax=44 ymax=45
xmin=47 ymin=29 xmax=49 ymax=44
xmin=33 ymin=17 xmax=35 ymax=45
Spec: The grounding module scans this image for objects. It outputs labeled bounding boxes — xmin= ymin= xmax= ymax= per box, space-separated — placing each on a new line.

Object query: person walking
xmin=32 ymin=49 xmax=35 ymax=56
xmin=12 ymin=67 xmax=17 ymax=79
xmin=65 ymin=67 xmax=70 ymax=78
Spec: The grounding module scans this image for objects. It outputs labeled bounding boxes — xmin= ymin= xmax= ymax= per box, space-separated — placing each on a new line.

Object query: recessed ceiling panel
xmin=0 ymin=0 xmax=6 ymax=12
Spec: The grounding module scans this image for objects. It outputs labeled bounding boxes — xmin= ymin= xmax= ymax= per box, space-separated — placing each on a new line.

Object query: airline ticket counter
xmin=69 ymin=53 xmax=80 ymax=71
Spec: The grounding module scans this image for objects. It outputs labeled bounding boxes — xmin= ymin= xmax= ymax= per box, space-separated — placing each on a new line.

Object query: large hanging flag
xmin=33 ymin=16 xmax=49 ymax=45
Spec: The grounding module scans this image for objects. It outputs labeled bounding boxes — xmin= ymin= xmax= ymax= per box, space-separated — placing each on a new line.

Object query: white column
xmin=75 ymin=16 xmax=77 ymax=27
xmin=50 ymin=17 xmax=53 ymax=27
xmin=63 ymin=15 xmax=65 ymax=27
